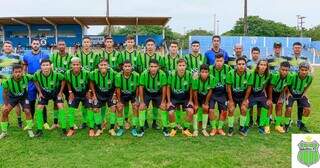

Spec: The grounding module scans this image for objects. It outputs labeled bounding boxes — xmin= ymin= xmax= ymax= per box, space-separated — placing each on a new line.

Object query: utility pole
xmin=296 ymin=15 xmax=306 ymax=37
xmin=217 ymin=20 xmax=220 ymax=35
xmin=243 ymin=0 xmax=248 ymax=36
xmin=213 ymin=14 xmax=216 ymax=35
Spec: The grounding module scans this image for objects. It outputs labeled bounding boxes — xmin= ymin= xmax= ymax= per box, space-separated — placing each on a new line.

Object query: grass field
xmin=0 ymin=68 xmax=319 ymax=168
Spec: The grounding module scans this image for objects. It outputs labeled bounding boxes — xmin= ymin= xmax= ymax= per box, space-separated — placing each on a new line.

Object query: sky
xmin=0 ymin=0 xmax=319 ymax=35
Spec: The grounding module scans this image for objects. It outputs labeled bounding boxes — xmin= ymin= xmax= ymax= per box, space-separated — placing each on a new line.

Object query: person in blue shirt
xmin=23 ymin=38 xmax=50 ymax=129
xmin=0 ymin=41 xmax=23 ymax=128
xmin=205 ymin=35 xmax=229 ymax=65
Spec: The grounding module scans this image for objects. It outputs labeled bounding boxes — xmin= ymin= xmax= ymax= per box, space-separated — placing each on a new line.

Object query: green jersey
xmin=65 ymin=70 xmax=90 ymax=93
xmin=270 ymin=72 xmax=291 ymax=93
xmin=168 ymin=70 xmax=192 ymax=94
xmin=115 ymin=71 xmax=140 ymax=94
xmin=184 ymin=53 xmax=207 ymax=73
xmin=137 ymin=53 xmax=162 ymax=73
xmin=250 ymin=72 xmax=270 ymax=93
xmin=209 ymin=64 xmax=231 ymax=89
xmin=1 ymin=74 xmax=33 ymax=96
xmin=75 ymin=50 xmax=100 ymax=71
xmin=89 ymin=69 xmax=116 ymax=93
xmin=161 ymin=54 xmax=182 ymax=74
xmin=288 ymin=72 xmax=312 ymax=95
xmin=226 ymin=70 xmax=252 ymax=93
xmin=33 ymin=70 xmax=64 ymax=92
xmin=99 ymin=50 xmax=122 ymax=71
xmin=139 ymin=69 xmax=167 ymax=93
xmin=49 ymin=52 xmax=73 ymax=73
xmin=192 ymin=75 xmax=216 ymax=95
xmin=119 ymin=50 xmax=140 ymax=71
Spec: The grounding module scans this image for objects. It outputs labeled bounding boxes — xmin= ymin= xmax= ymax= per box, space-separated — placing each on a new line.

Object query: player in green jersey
xmin=99 ymin=36 xmax=122 ymax=71
xmin=90 ymin=58 xmax=117 ymax=137
xmin=192 ymin=64 xmax=215 ymax=137
xmin=284 ymin=62 xmax=313 ymax=133
xmin=208 ymin=53 xmax=231 ymax=136
xmin=267 ymin=61 xmax=291 ymax=133
xmin=33 ymin=59 xmax=66 ymax=137
xmin=0 ymin=64 xmax=34 ymax=139
xmin=226 ymin=57 xmax=252 ymax=137
xmin=115 ymin=60 xmax=140 ymax=136
xmin=167 ymin=58 xmax=194 ymax=137
xmin=65 ymin=57 xmax=91 ymax=137
xmin=138 ymin=59 xmax=168 ymax=137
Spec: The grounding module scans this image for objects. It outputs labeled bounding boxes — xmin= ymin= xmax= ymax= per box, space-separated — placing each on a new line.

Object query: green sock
xmin=117 ymin=116 xmax=124 ymax=127
xmin=193 ymin=114 xmax=198 ymax=131
xmin=152 ymin=108 xmax=158 ymax=121
xmin=109 ymin=112 xmax=116 ymax=125
xmin=132 ymin=116 xmax=139 ymax=127
xmin=239 ymin=115 xmax=246 ymax=127
xmin=124 ymin=105 xmax=130 ymax=119
xmin=197 ymin=108 xmax=203 ymax=122
xmin=302 ymin=116 xmax=308 ymax=124
xmin=245 ymin=109 xmax=251 ymax=127
xmin=261 ymin=107 xmax=269 ymax=126
xmin=228 ymin=116 xmax=234 ymax=127
xmin=101 ymin=107 xmax=107 ymax=122
xmin=26 ymin=120 xmax=33 ymax=130
xmin=218 ymin=120 xmax=224 ymax=129
xmin=88 ymin=109 xmax=95 ymax=129
xmin=58 ymin=109 xmax=67 ymax=129
xmin=36 ymin=108 xmax=44 ymax=130
xmin=68 ymin=107 xmax=76 ymax=128
xmin=53 ymin=109 xmax=59 ymax=121
xmin=176 ymin=109 xmax=182 ymax=124
xmin=284 ymin=117 xmax=291 ymax=125
xmin=1 ymin=122 xmax=8 ymax=133
xmin=94 ymin=112 xmax=102 ymax=125
xmin=202 ymin=114 xmax=209 ymax=129
xmin=210 ymin=120 xmax=217 ymax=129
xmin=275 ymin=116 xmax=282 ymax=126
xmin=169 ymin=122 xmax=177 ymax=129
xmin=184 ymin=121 xmax=191 ymax=129
xmin=81 ymin=107 xmax=88 ymax=124
xmin=139 ymin=110 xmax=146 ymax=127
xmin=161 ymin=110 xmax=168 ymax=127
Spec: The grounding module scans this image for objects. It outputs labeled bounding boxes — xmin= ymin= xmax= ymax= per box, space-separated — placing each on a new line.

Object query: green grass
xmin=1 ymin=68 xmax=320 ymax=168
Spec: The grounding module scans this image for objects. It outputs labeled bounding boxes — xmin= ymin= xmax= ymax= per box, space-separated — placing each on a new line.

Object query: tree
xmin=305 ymin=25 xmax=320 ymax=41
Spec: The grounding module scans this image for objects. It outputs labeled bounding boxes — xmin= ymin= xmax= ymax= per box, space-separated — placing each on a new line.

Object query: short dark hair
xmin=149 ymin=59 xmax=159 ymax=65
xmin=280 ymin=61 xmax=290 ymax=68
xmin=170 ymin=41 xmax=179 ymax=46
xmin=40 ymin=59 xmax=51 ymax=65
xmin=83 ymin=36 xmax=91 ymax=41
xmin=200 ymin=64 xmax=209 ymax=71
xmin=3 ymin=41 xmax=12 ymax=45
xmin=251 ymin=47 xmax=260 ymax=53
xmin=212 ymin=35 xmax=221 ymax=41
xmin=31 ymin=38 xmax=40 ymax=43
xmin=12 ymin=64 xmax=23 ymax=72
xmin=177 ymin=58 xmax=186 ymax=64
xmin=145 ymin=38 xmax=155 ymax=44
xmin=191 ymin=40 xmax=200 ymax=45
xmin=104 ymin=35 xmax=113 ymax=41
xmin=126 ymin=35 xmax=135 ymax=41
xmin=215 ymin=53 xmax=224 ymax=59
xmin=236 ymin=57 xmax=247 ymax=64
xmin=122 ymin=60 xmax=132 ymax=65
xmin=293 ymin=42 xmax=302 ymax=47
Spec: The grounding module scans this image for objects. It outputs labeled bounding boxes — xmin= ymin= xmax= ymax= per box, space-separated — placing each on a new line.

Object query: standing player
xmin=208 ymin=53 xmax=231 ymax=136
xmin=267 ymin=42 xmax=286 ymax=73
xmin=226 ymin=57 xmax=252 ymax=136
xmin=138 ymin=59 xmax=167 ymax=137
xmin=0 ymin=64 xmax=34 ymax=139
xmin=205 ymin=35 xmax=229 ymax=65
xmin=33 ymin=59 xmax=66 ymax=136
xmin=247 ymin=47 xmax=260 ymax=70
xmin=192 ymin=64 xmax=215 ymax=137
xmin=90 ymin=58 xmax=116 ymax=137
xmin=267 ymin=61 xmax=291 ymax=133
xmin=228 ymin=44 xmax=247 ymax=68
xmin=100 ymin=36 xmax=122 ymax=71
xmin=115 ymin=60 xmax=140 ymax=136
xmin=167 ymin=58 xmax=194 ymax=137
xmin=65 ymin=57 xmax=91 ymax=137
xmin=284 ymin=62 xmax=312 ymax=133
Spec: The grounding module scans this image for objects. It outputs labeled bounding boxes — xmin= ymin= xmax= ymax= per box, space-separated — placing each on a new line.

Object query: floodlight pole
xmin=243 ymin=0 xmax=248 ymax=36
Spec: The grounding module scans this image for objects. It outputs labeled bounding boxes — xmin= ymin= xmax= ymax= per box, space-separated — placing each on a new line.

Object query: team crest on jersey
xmin=63 ymin=61 xmax=68 ymax=65
xmin=297 ymin=137 xmax=320 ymax=167
xmin=89 ymin=59 xmax=94 ymax=63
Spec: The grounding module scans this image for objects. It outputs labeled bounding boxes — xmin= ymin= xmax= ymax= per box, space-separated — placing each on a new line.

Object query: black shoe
xmin=18 ymin=121 xmax=23 ymax=129
xmin=228 ymin=127 xmax=234 ymax=137
xmin=239 ymin=126 xmax=247 ymax=136
xmin=144 ymin=121 xmax=149 ymax=129
xmin=162 ymin=127 xmax=169 ymax=137
xmin=80 ymin=123 xmax=87 ymax=129
xmin=297 ymin=120 xmax=302 ymax=128
xmin=299 ymin=123 xmax=311 ymax=133
xmin=35 ymin=130 xmax=43 ymax=137
xmin=249 ymin=119 xmax=254 ymax=128
xmin=152 ymin=121 xmax=160 ymax=130
xmin=284 ymin=124 xmax=290 ymax=133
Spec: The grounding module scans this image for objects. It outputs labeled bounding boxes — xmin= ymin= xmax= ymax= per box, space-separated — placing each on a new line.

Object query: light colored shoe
xmin=27 ymin=130 xmax=34 ymax=138
xmin=43 ymin=123 xmax=50 ymax=130
xmin=182 ymin=129 xmax=193 ymax=137
xmin=102 ymin=122 xmax=107 ymax=130
xmin=217 ymin=129 xmax=226 ymax=136
xmin=89 ymin=129 xmax=95 ymax=137
xmin=210 ymin=129 xmax=218 ymax=136
xmin=201 ymin=130 xmax=210 ymax=137
xmin=125 ymin=121 xmax=131 ymax=130
xmin=50 ymin=124 xmax=59 ymax=130
xmin=0 ymin=132 xmax=8 ymax=139
xmin=66 ymin=129 xmax=75 ymax=137
xmin=177 ymin=124 xmax=183 ymax=130
xmin=95 ymin=129 xmax=103 ymax=137
xmin=109 ymin=129 xmax=116 ymax=136
xmin=73 ymin=124 xmax=78 ymax=130
xmin=264 ymin=126 xmax=271 ymax=134
xmin=275 ymin=126 xmax=285 ymax=133
xmin=169 ymin=129 xmax=177 ymax=137
xmin=193 ymin=130 xmax=199 ymax=137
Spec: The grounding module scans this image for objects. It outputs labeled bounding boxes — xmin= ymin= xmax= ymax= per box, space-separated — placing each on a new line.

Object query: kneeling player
xmin=138 ymin=59 xmax=168 ymax=137
xmin=226 ymin=57 xmax=252 ymax=136
xmin=284 ymin=62 xmax=312 ymax=133
xmin=115 ymin=60 xmax=140 ymax=136
xmin=0 ymin=64 xmax=34 ymax=139
xmin=267 ymin=61 xmax=291 ymax=133
xmin=90 ymin=58 xmax=116 ymax=137
xmin=33 ymin=59 xmax=67 ymax=136
xmin=167 ymin=58 xmax=194 ymax=137
xmin=192 ymin=64 xmax=214 ymax=137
